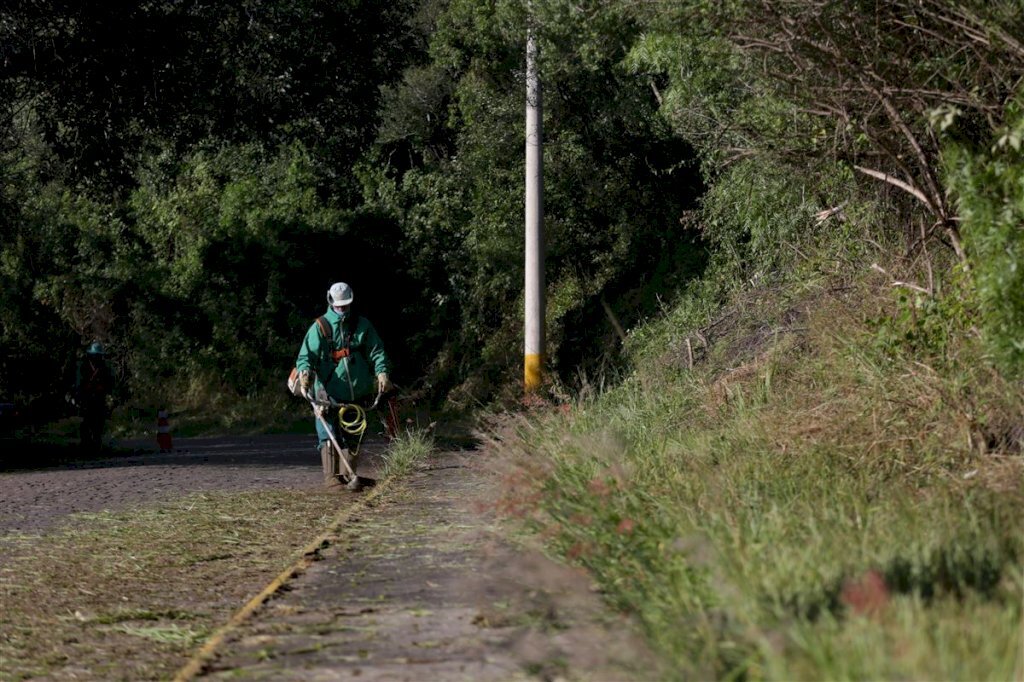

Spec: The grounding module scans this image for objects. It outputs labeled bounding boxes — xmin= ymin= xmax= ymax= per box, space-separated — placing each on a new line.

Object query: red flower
xmin=840 ymin=569 xmax=889 ymax=617
xmin=566 ymin=542 xmax=591 ymax=560
xmin=588 ymin=477 xmax=612 ymax=497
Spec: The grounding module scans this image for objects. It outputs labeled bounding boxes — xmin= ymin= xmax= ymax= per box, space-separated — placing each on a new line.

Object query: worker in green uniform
xmin=294 ymin=282 xmax=392 ymax=489
xmin=74 ymin=341 xmax=113 ymax=453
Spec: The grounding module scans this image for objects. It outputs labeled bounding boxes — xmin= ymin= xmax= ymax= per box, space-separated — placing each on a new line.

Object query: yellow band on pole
xmin=524 ymin=353 xmax=544 ymax=391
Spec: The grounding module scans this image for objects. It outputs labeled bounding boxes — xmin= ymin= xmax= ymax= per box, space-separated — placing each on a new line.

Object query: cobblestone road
xmin=0 ymin=434 xmax=382 ymax=536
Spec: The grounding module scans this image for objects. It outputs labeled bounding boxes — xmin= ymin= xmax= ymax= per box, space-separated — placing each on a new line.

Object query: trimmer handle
xmin=370 ymin=386 xmax=400 ymax=410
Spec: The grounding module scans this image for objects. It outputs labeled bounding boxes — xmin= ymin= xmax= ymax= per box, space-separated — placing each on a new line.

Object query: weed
xmin=380 ymin=428 xmax=434 ymax=478
xmin=496 ymin=259 xmax=1024 ymax=679
xmin=108 ymin=623 xmax=209 ymax=648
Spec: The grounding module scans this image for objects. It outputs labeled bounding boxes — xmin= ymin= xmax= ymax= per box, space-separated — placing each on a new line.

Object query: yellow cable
xmin=335 ymin=403 xmax=367 ymax=460
xmin=337 ymin=403 xmax=367 ymax=436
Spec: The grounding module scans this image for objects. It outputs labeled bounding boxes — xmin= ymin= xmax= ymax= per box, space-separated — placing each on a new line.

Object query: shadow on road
xmin=1 ymin=425 xmax=480 ymax=475
xmin=0 ymin=433 xmax=325 ymax=473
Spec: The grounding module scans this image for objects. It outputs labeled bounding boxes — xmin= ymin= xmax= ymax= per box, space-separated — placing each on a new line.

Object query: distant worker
xmin=74 ymin=341 xmax=113 ymax=453
xmin=294 ymin=282 xmax=392 ymax=490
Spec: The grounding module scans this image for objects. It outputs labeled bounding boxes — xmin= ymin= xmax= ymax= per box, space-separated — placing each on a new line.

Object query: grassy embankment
xmin=0 ymin=429 xmax=433 ymax=680
xmin=497 ymin=245 xmax=1024 ymax=679
xmin=110 ymin=387 xmax=313 ymax=439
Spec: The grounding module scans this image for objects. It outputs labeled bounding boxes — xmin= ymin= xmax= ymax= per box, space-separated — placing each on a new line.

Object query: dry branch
xmin=854 ymin=166 xmax=935 ymax=213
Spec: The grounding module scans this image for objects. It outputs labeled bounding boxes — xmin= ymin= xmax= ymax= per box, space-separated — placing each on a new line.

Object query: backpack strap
xmin=315 ymin=316 xmax=331 ymax=344
xmin=315 ymin=315 xmax=351 ymax=363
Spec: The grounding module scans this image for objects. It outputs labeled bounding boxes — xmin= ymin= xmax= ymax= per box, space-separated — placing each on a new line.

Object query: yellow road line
xmin=172 ymin=480 xmax=392 ymax=681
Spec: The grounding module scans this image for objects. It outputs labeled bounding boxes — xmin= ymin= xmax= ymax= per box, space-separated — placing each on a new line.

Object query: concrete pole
xmin=524 ymin=24 xmax=545 ymax=393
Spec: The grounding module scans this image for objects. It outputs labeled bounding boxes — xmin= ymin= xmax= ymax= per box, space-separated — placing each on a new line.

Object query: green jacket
xmin=75 ymin=355 xmax=112 ymax=404
xmin=295 ymin=308 xmax=390 ymax=402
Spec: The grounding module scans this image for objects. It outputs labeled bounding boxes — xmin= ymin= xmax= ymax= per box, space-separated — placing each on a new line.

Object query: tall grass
xmin=497 ymin=271 xmax=1024 ymax=680
xmin=380 ymin=428 xmax=434 ymax=478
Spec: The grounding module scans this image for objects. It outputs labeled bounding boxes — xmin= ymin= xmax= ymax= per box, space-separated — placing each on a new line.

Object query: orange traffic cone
xmin=157 ymin=409 xmax=173 ymax=452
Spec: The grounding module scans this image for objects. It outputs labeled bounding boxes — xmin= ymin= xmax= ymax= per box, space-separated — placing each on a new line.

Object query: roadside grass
xmin=0 ymin=489 xmax=348 ymax=680
xmin=380 ymin=428 xmax=435 ymax=478
xmin=496 ymin=267 xmax=1024 ymax=680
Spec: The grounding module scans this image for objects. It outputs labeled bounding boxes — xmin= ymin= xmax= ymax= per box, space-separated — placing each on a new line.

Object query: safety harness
xmin=288 ymin=314 xmax=355 ymax=396
xmin=80 ymin=357 xmax=110 ymax=399
xmin=314 ymin=314 xmax=361 ymax=367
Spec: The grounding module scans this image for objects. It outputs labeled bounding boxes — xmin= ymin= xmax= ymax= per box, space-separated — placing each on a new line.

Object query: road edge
xmin=171 ymin=479 xmax=394 ymax=681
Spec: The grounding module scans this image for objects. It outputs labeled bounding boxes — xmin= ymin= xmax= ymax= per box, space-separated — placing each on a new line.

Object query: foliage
xmin=869 ymin=266 xmax=975 ymax=370
xmin=0 ymin=139 xmax=126 ymax=408
xmin=944 ymin=93 xmax=1024 ymax=375
xmin=623 ymin=0 xmax=1024 ymax=263
xmin=0 ymin=0 xmax=417 ymax=192
xmin=365 ymin=0 xmax=705 ymax=403
xmin=0 ymin=137 xmax=379 ymax=410
xmin=3 ymin=0 xmax=1023 ymax=421
xmin=0 ymin=0 xmax=422 ymax=416
xmin=126 ymin=141 xmax=344 ymax=396
xmin=699 ymin=158 xmax=815 ymax=278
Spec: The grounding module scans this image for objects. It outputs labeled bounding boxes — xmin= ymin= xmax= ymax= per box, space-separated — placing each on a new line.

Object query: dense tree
xmin=623 ymin=0 xmax=1024 ymax=260
xmin=620 ymin=0 xmax=1023 ymax=371
xmin=0 ymin=0 xmax=421 ymax=410
xmin=1 ymin=0 xmax=417 ymax=192
xmin=1 ymin=0 xmax=1020 ymax=418
xmin=364 ymin=0 xmax=704 ymax=400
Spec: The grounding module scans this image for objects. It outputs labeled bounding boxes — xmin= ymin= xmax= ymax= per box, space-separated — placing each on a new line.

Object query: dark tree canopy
xmin=1 ymin=0 xmax=1021 ymax=417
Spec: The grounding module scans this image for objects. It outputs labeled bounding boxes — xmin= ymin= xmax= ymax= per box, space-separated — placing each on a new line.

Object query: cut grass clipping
xmin=0 ymin=490 xmax=345 ymax=680
xmin=497 ymin=276 xmax=1024 ymax=681
xmin=0 ymin=432 xmax=433 ymax=680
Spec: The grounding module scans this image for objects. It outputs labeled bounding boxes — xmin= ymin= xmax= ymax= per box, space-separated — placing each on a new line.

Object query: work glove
xmin=377 ymin=372 xmax=393 ymax=394
xmin=298 ymin=369 xmax=315 ymax=400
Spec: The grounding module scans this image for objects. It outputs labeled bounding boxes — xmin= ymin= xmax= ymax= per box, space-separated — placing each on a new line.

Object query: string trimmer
xmin=309 ymin=391 xmax=392 ymax=490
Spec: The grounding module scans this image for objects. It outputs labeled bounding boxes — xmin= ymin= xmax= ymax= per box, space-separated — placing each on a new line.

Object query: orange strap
xmin=314 ymin=316 xmax=351 ymax=364
xmin=315 ymin=317 xmax=331 ymax=338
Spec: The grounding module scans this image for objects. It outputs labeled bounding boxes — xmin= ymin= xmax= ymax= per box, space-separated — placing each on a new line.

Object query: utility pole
xmin=524 ymin=21 xmax=545 ymax=394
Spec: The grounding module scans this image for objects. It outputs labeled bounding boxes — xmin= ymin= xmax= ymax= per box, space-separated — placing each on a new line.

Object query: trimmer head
xmin=345 ymin=475 xmax=377 ymax=492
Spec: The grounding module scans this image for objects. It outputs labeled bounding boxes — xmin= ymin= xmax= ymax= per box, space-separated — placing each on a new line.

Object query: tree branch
xmin=854 ymin=165 xmax=935 ymax=212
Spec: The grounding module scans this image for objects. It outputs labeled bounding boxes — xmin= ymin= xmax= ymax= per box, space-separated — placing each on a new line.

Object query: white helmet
xmin=327 ymin=282 xmax=354 ymax=307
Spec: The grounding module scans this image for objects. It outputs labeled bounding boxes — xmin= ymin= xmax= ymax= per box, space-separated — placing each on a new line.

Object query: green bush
xmin=700 ymin=158 xmax=815 ymax=278
xmin=126 ymin=141 xmax=345 ymax=401
xmin=944 ymin=94 xmax=1024 ymax=375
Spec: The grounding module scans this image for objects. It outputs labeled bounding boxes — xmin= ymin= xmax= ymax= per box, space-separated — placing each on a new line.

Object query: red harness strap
xmin=331 ymin=348 xmax=350 ymax=361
